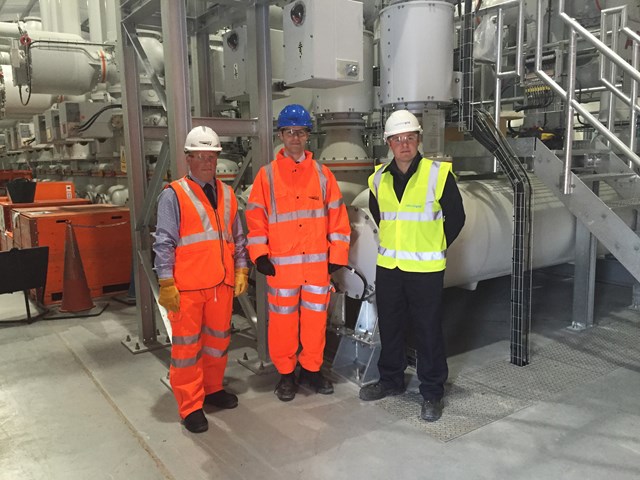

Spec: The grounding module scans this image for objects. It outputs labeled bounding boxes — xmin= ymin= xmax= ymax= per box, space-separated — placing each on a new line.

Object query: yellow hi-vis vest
xmin=369 ymin=158 xmax=451 ymax=272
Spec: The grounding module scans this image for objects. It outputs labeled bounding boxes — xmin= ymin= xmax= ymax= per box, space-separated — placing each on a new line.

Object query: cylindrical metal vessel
xmin=336 ymin=176 xmax=576 ymax=298
xmin=379 ymin=1 xmax=454 ymax=107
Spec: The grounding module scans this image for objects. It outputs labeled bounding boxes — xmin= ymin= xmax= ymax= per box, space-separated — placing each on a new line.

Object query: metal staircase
xmin=512 ymin=137 xmax=640 ymax=285
xmin=516 ymin=1 xmax=640 ymax=329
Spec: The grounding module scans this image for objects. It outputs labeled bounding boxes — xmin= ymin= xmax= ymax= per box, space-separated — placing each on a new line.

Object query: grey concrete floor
xmin=0 ymin=273 xmax=639 ymax=480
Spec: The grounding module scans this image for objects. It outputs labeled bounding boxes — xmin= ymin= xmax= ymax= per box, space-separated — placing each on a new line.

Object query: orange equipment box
xmin=34 ymin=181 xmax=76 ymax=201
xmin=0 ymin=197 xmax=91 ymax=234
xmin=12 ymin=204 xmax=132 ymax=305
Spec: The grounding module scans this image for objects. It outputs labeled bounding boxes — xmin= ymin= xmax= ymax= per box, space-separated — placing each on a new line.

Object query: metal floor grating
xmin=379 ymin=378 xmax=532 ymax=442
xmin=376 ymin=317 xmax=639 ymax=442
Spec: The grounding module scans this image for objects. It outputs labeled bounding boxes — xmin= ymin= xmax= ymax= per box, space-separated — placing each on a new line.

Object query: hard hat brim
xmin=184 ymin=146 xmax=223 ymax=152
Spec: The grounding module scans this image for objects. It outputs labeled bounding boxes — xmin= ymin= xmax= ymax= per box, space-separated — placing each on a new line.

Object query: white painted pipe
xmin=87 ymin=0 xmax=105 ymax=42
xmin=38 ymin=0 xmax=54 ymax=32
xmin=57 ymin=0 xmax=81 ymax=36
xmin=104 ymin=1 xmax=118 ymax=42
xmin=337 ymin=176 xmax=577 ymax=298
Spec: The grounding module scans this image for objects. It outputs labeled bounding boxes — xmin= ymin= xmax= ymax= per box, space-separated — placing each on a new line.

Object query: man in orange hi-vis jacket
xmin=153 ymin=126 xmax=249 ymax=433
xmin=246 ymin=104 xmax=350 ymax=402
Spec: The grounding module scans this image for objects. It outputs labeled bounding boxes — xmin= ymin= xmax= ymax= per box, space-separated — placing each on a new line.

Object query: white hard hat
xmin=383 ymin=110 xmax=423 ymax=140
xmin=184 ymin=126 xmax=222 ymax=152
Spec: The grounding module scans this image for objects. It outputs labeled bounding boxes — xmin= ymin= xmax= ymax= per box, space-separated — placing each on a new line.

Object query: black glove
xmin=256 ymin=255 xmax=276 ymax=276
xmin=328 ymin=263 xmax=343 ymax=274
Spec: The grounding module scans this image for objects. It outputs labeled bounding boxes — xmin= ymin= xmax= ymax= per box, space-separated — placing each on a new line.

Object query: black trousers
xmin=375 ymin=266 xmax=447 ymax=401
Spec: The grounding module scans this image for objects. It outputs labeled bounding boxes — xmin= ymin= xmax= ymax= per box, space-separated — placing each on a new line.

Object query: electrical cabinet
xmin=222 ymin=26 xmax=284 ymax=100
xmin=283 ymin=0 xmax=363 ymax=88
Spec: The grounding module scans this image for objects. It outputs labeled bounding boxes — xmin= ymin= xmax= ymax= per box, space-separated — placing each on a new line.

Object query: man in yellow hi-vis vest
xmin=359 ymin=110 xmax=465 ymax=422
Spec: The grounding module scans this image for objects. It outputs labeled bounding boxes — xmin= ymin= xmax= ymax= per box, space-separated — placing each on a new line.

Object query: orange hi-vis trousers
xmin=267 ymin=281 xmax=331 ymax=374
xmin=168 ymin=284 xmax=233 ymax=418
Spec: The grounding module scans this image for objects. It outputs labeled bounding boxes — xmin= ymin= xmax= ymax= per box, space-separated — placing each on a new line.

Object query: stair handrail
xmin=481 ymin=0 xmax=525 ymax=172
xmin=535 ymin=0 xmax=640 ymax=194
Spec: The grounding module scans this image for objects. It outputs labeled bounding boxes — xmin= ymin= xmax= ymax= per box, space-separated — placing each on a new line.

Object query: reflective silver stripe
xmin=176 ymin=178 xmax=213 ymax=247
xmin=271 ymin=253 xmax=327 ymax=265
xmin=269 ymin=303 xmax=298 ymax=314
xmin=222 ymin=183 xmax=231 ymax=229
xmin=301 ymin=284 xmax=330 ymax=294
xmin=327 ymin=198 xmax=343 ymax=210
xmin=379 ymin=211 xmax=443 ymax=222
xmin=247 ymin=236 xmax=268 ymax=245
xmin=378 ymin=246 xmax=446 ymax=261
xmin=202 ymin=345 xmax=228 ymax=358
xmin=171 ymin=350 xmax=202 ymax=368
xmin=268 ymin=208 xmax=326 ymax=224
xmin=171 ymin=333 xmax=200 ymax=345
xmin=268 ymin=286 xmax=300 ymax=297
xmin=426 ymin=161 xmax=440 ymax=209
xmin=372 ymin=166 xmax=385 ymax=198
xmin=314 ymin=160 xmax=327 ymax=202
xmin=246 ymin=202 xmax=267 ymax=212
xmin=301 ymin=300 xmax=327 ymax=312
xmin=202 ymin=326 xmax=230 ymax=339
xmin=265 ymin=163 xmax=278 ymax=216
xmin=328 ymin=233 xmax=350 ymax=243
xmin=180 ymin=230 xmax=224 ymax=246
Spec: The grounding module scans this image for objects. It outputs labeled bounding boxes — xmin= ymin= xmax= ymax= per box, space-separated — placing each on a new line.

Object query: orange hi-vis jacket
xmin=170 ymin=176 xmax=237 ymax=291
xmin=246 ymin=149 xmax=350 ymax=286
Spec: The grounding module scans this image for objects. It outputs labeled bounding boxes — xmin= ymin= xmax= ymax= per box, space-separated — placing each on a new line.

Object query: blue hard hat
xmin=277 ymin=104 xmax=313 ymax=129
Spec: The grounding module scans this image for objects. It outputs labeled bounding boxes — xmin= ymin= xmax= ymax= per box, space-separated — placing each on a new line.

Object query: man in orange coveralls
xmin=153 ymin=126 xmax=249 ymax=433
xmin=246 ymin=104 xmax=351 ymax=402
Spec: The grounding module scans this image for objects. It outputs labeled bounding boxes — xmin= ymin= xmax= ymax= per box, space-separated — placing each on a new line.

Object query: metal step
xmin=577 ymin=172 xmax=636 ymax=182
xmin=551 ymin=149 xmax=610 ymax=156
xmin=522 ymin=137 xmax=640 ymax=283
xmin=605 ymin=197 xmax=640 ymax=209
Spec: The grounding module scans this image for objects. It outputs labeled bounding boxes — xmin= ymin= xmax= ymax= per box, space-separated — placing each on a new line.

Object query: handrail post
xmin=606 ymin=14 xmax=621 ymax=136
xmin=563 ymin=29 xmax=577 ymax=195
xmin=629 ymin=42 xmax=639 ymax=166
xmin=494 ymin=7 xmax=504 ymax=172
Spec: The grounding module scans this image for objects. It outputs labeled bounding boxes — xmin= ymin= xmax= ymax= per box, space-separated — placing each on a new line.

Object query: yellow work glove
xmin=158 ymin=277 xmax=180 ymax=312
xmin=234 ymin=267 xmax=249 ymax=297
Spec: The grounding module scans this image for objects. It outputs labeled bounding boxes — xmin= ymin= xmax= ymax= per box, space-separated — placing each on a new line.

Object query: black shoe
xmin=204 ymin=390 xmax=238 ymax=409
xmin=275 ymin=373 xmax=297 ymax=402
xmin=183 ymin=409 xmax=208 ymax=433
xmin=359 ymin=381 xmax=405 ymax=401
xmin=298 ymin=367 xmax=334 ymax=395
xmin=420 ymin=398 xmax=444 ymax=422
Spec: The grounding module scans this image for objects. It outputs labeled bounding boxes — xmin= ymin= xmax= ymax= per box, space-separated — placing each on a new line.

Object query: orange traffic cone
xmin=60 ymin=222 xmax=95 ymax=312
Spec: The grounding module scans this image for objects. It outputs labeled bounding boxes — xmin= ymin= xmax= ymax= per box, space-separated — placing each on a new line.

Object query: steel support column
xmin=160 ymin=0 xmax=191 ymax=178
xmin=117 ymin=6 xmax=159 ymax=352
xmin=244 ymin=1 xmax=274 ymax=369
xmin=570 ymin=220 xmax=597 ymax=330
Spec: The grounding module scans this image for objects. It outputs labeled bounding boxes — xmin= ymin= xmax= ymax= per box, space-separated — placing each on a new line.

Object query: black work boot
xmin=420 ymin=398 xmax=444 ymax=422
xmin=298 ymin=367 xmax=334 ymax=395
xmin=183 ymin=408 xmax=208 ymax=433
xmin=274 ymin=373 xmax=297 ymax=402
xmin=204 ymin=390 xmax=239 ymax=409
xmin=359 ymin=381 xmax=405 ymax=401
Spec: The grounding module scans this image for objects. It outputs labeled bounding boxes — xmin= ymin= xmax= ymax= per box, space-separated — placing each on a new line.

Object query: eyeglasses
xmin=190 ymin=152 xmax=218 ymax=161
xmin=280 ymin=129 xmax=310 ymax=139
xmin=388 ymin=133 xmax=419 ymax=145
